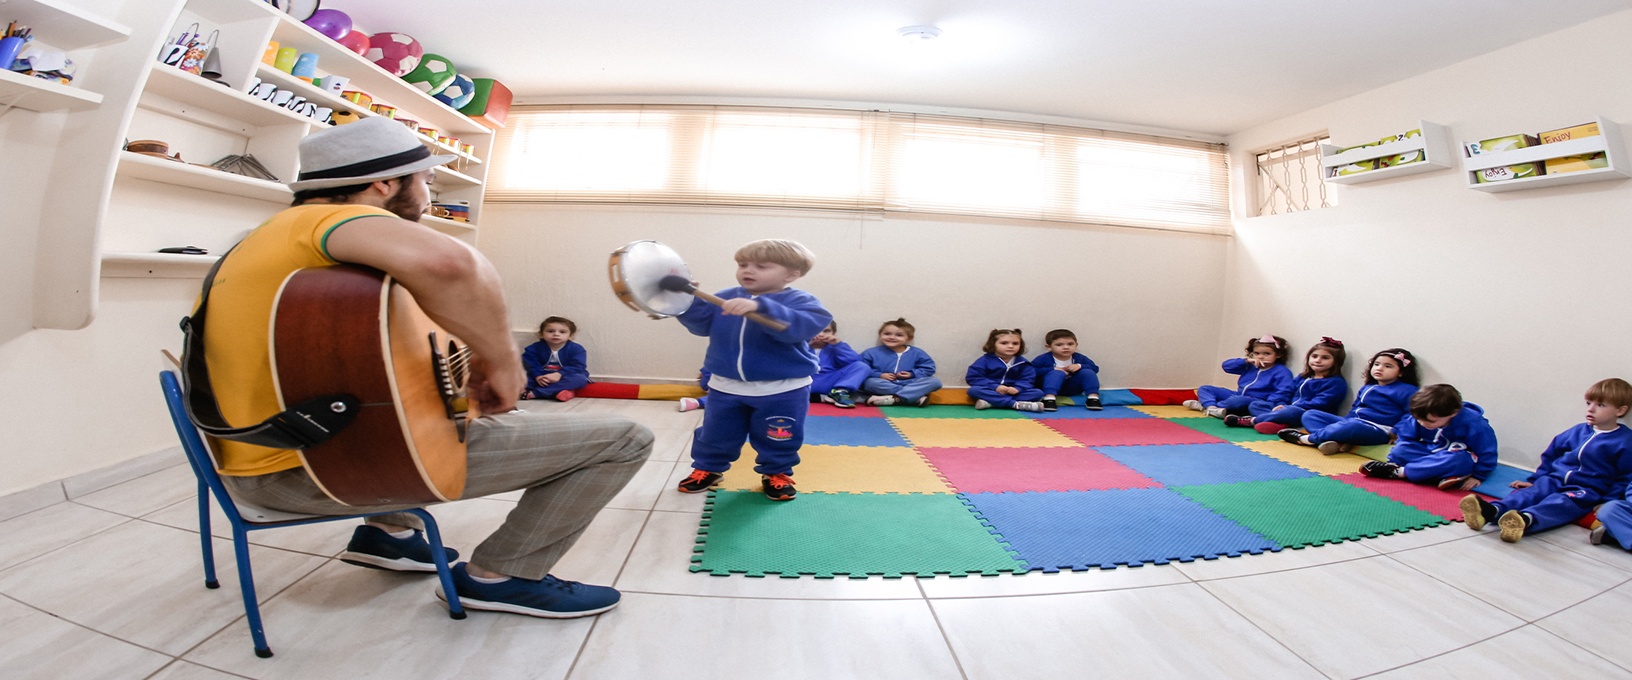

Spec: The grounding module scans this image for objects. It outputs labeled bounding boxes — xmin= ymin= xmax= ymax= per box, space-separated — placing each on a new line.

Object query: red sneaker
xmin=1254 ymin=421 xmax=1287 ymax=435
xmin=554 ymin=390 xmax=575 ymax=402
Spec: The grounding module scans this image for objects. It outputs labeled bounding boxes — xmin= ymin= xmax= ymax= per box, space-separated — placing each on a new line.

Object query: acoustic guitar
xmin=269 ymin=265 xmax=471 ymax=506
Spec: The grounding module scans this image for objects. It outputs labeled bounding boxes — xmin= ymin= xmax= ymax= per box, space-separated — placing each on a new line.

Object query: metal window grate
xmin=1254 ymin=135 xmax=1333 ymax=216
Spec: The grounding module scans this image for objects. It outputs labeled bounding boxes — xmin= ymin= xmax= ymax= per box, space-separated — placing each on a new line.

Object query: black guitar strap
xmin=178 ymin=246 xmax=360 ymax=450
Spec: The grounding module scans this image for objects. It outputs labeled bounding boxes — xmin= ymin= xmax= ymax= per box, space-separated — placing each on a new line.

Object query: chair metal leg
xmin=196 ymin=479 xmax=218 ymax=589
xmin=409 ymin=508 xmax=466 ymax=620
xmin=230 ymin=525 xmax=274 ymax=658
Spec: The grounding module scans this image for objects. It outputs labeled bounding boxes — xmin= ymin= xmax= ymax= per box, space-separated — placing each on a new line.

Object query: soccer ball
xmin=403 ymin=53 xmax=456 ymax=95
xmin=435 ymin=74 xmax=475 ymax=109
xmin=365 ymin=32 xmax=422 ymax=76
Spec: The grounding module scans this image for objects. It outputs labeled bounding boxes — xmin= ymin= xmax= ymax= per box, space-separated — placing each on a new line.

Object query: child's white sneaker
xmin=1183 ymin=400 xmax=1202 ymax=411
xmin=867 ymin=395 xmax=901 ymax=407
xmin=973 ymin=399 xmax=993 ymax=410
xmin=1013 ymin=401 xmax=1044 ymax=412
xmin=1204 ymin=407 xmax=1227 ymax=418
xmin=677 ymin=397 xmax=701 ymax=412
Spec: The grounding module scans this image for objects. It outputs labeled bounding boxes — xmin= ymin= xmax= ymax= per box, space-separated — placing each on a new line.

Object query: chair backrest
xmin=159 ymin=370 xmax=314 ymax=524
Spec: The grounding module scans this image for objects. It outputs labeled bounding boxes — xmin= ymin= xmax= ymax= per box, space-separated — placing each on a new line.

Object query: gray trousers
xmin=222 ymin=409 xmax=653 ymax=580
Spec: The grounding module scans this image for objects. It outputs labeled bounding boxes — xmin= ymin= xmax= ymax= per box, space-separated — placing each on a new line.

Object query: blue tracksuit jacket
xmin=966 ymin=354 xmax=1038 ymax=392
xmin=677 ymin=287 xmax=833 ymax=383
xmin=1029 ymin=352 xmax=1099 ymax=385
xmin=521 ymin=340 xmax=590 ymax=396
xmin=815 ymin=341 xmax=861 ymax=375
xmin=860 ymin=345 xmax=938 ymax=380
xmin=1220 ymin=358 xmax=1295 ymax=402
xmin=1347 ymin=381 xmax=1419 ymax=426
xmin=1388 ymin=402 xmax=1500 ymax=481
xmin=1286 ymin=375 xmax=1348 ymax=413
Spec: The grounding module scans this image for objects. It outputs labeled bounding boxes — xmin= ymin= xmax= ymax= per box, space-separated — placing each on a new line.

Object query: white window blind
xmin=489 ymin=105 xmax=1230 ymax=234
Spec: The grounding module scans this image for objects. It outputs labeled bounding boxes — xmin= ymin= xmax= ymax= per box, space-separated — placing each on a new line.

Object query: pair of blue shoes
xmin=342 ymin=525 xmax=619 ymax=618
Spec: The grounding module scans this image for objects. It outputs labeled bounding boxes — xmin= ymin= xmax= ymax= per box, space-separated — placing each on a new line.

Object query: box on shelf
xmin=458 ymin=78 xmax=511 ymax=129
xmin=1329 ymin=160 xmax=1377 ymax=178
xmin=1466 ymin=133 xmax=1542 ymax=184
xmin=1378 ymin=128 xmax=1424 ymax=167
xmin=1544 ymin=152 xmax=1608 ymax=175
xmin=1539 ymin=122 xmax=1599 ymax=145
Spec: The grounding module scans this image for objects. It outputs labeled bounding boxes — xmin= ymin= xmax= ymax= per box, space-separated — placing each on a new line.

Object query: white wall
xmin=479 ymin=204 xmax=1229 ymax=391
xmin=1222 ymin=10 xmax=1632 ymax=469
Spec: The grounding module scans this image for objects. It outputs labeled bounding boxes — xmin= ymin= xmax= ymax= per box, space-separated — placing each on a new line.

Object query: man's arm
xmin=325 ymin=215 xmax=522 ymax=413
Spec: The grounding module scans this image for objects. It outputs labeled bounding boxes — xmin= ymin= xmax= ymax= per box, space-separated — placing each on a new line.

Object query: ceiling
xmin=336 ymin=0 xmax=1631 ymax=138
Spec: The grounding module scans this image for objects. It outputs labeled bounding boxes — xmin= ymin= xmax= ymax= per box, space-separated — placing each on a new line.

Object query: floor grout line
xmin=917 ymin=580 xmax=972 ymax=680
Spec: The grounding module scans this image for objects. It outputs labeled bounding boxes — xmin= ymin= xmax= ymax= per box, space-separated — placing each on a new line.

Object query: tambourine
xmin=609 ymin=240 xmax=695 ymax=319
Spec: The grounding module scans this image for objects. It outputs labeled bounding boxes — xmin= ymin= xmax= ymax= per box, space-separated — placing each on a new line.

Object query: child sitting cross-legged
xmin=966 ymin=328 xmax=1046 ymax=412
xmin=1361 ymin=384 xmax=1498 ymax=491
xmin=520 ymin=316 xmax=590 ymax=402
xmin=1465 ymin=378 xmax=1632 ymax=543
xmin=1029 ymin=328 xmax=1102 ymax=412
xmin=1185 ymin=335 xmax=1294 ymax=419
xmin=859 ymin=318 xmax=943 ymax=407
xmin=809 ymin=320 xmax=869 ymax=409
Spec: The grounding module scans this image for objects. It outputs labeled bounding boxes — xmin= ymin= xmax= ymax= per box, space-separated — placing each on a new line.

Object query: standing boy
xmin=673 ymin=240 xmax=833 ymax=501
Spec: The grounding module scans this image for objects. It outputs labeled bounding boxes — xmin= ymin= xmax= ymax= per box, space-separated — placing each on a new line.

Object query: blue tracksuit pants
xmin=863 ymin=376 xmax=943 ymax=401
xmin=1248 ymin=402 xmax=1306 ymax=427
xmin=967 ymin=385 xmax=1045 ymax=408
xmin=1595 ymin=498 xmax=1632 ymax=551
xmin=1301 ymin=411 xmax=1392 ymax=447
xmin=811 ymin=363 xmax=869 ymax=396
xmin=1387 ymin=441 xmax=1475 ymax=484
xmin=1039 ymin=369 xmax=1100 ymax=397
xmin=690 ymin=387 xmax=809 ymax=476
xmin=526 ymin=374 xmax=590 ymax=399
xmin=1197 ymin=385 xmax=1254 ymax=414
xmin=1492 ymin=476 xmax=1601 ymax=534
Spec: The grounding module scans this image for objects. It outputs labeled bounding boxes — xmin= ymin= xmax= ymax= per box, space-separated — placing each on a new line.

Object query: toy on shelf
xmin=458 ymin=78 xmax=512 ymax=129
xmin=270 ymin=0 xmax=320 ymax=21
xmin=337 ymin=30 xmax=369 ymax=55
xmin=403 ymin=53 xmax=456 ymax=95
xmin=367 ymin=32 xmax=422 ymax=76
xmin=304 ymin=9 xmax=352 ymax=41
xmin=435 ymin=74 xmax=475 ymax=108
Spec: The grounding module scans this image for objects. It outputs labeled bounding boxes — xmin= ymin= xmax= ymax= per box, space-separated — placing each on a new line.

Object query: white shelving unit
xmin=0 ymin=68 xmax=102 ymax=111
xmin=1461 ymin=117 xmax=1630 ymax=193
xmin=1319 ymin=121 xmax=1453 ymax=185
xmin=2 ymin=0 xmax=130 ymax=50
xmin=142 ymin=63 xmax=318 ymax=132
xmin=118 ymin=150 xmax=292 ymax=202
xmin=253 ymin=63 xmax=483 ymax=164
xmin=100 ymin=252 xmax=220 ymax=278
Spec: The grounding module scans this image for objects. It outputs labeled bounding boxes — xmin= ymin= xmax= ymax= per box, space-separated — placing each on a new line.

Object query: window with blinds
xmin=488 ymin=105 xmax=1231 ymax=234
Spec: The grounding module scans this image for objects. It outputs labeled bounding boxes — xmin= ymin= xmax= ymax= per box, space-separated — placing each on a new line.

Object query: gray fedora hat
xmin=289 ymin=116 xmax=457 ymax=192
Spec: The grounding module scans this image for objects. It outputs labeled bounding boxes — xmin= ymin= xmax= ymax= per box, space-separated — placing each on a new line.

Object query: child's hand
xmin=997 ymin=385 xmax=1019 ymax=396
xmin=1271 ymin=405 xmax=1285 ymax=411
xmin=542 ymin=372 xmax=562 ymax=385
xmin=720 ymin=298 xmax=760 ymax=316
xmin=1065 ymin=364 xmax=1080 ymax=373
xmin=880 ymin=373 xmax=898 ymax=381
xmin=1510 ymin=480 xmax=1533 ymax=489
xmin=894 ymin=371 xmax=913 ymax=380
xmin=535 ymin=375 xmax=549 ymax=386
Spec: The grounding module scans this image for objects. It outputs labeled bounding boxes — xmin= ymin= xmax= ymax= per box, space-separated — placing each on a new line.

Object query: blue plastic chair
xmin=159 ymin=370 xmax=465 ymax=658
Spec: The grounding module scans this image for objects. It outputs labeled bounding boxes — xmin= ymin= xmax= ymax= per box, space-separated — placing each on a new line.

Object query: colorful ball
xmin=337 ymin=30 xmax=369 ymax=55
xmin=365 ymin=32 xmax=423 ymax=76
xmin=403 ymin=53 xmax=456 ymax=95
xmin=434 ymin=74 xmax=475 ymax=109
xmin=304 ymin=9 xmax=352 ymax=41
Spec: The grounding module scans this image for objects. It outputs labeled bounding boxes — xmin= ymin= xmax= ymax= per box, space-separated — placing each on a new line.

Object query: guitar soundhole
xmin=428 ymin=332 xmax=470 ymax=442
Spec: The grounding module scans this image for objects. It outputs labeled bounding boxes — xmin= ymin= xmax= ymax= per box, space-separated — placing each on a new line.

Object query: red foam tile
xmin=1041 ymin=418 xmax=1224 ymax=446
xmin=577 ymin=383 xmax=641 ymax=399
xmin=807 ymin=402 xmax=887 ymax=418
xmin=1333 ymin=473 xmax=1467 ymax=520
xmin=1128 ymin=388 xmax=1198 ymax=405
xmin=921 ymin=447 xmax=1161 ymax=493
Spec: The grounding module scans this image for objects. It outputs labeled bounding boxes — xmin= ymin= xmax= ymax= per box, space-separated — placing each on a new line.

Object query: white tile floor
xmin=3 ymin=398 xmax=1631 ymax=679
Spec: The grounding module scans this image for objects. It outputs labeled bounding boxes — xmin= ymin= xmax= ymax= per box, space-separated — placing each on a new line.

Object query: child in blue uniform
xmin=673 ymin=240 xmax=834 ymax=501
xmin=967 ymin=329 xmax=1046 ymax=412
xmin=860 ymin=318 xmax=942 ymax=407
xmin=1468 ymin=378 xmax=1632 ymax=543
xmin=1362 ymin=384 xmax=1498 ymax=490
xmin=1029 ymin=328 xmax=1101 ymax=412
xmin=1226 ymin=337 xmax=1347 ymax=433
xmin=1184 ymin=335 xmax=1295 ymax=419
xmin=1281 ymin=348 xmax=1420 ymax=456
xmin=810 ymin=320 xmax=868 ymax=409
xmin=520 ymin=316 xmax=590 ymax=402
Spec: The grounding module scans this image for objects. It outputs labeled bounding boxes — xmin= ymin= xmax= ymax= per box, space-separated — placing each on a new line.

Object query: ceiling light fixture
xmin=897 ymin=25 xmax=942 ymax=41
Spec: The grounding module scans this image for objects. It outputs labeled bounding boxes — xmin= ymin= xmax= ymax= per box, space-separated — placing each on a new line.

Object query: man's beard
xmin=383 ymin=182 xmax=423 ymax=222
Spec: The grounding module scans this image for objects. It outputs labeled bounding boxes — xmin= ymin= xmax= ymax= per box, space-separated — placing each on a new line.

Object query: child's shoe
xmin=436 ymin=563 xmax=620 ymax=618
xmin=1083 ymin=395 xmax=1103 ymax=411
xmin=1360 ymin=461 xmax=1404 ymax=479
xmin=1255 ymin=421 xmax=1286 ymax=435
xmin=677 ymin=397 xmax=702 ymax=412
xmin=1183 ymin=400 xmax=1203 ymax=411
xmin=1277 ymin=429 xmax=1307 ymax=445
xmin=825 ymin=389 xmax=856 ymax=409
xmin=1590 ymin=521 xmax=1609 ymax=546
xmin=1041 ymin=397 xmax=1058 ymax=412
xmin=1498 ymin=510 xmax=1529 ymax=543
xmin=1204 ymin=407 xmax=1227 ymax=419
xmin=1436 ymin=475 xmax=1471 ymax=491
xmin=973 ymin=399 xmax=993 ymax=410
xmin=762 ymin=473 xmax=797 ymax=501
xmin=1316 ymin=441 xmax=1346 ymax=456
xmin=1459 ymin=494 xmax=1496 ymax=531
xmin=1013 ymin=401 xmax=1044 ymax=413
xmin=554 ymin=390 xmax=575 ymax=402
xmin=866 ymin=395 xmax=901 ymax=407
xmin=339 ymin=525 xmax=460 ymax=572
xmin=1223 ymin=415 xmax=1254 ymax=428
xmin=913 ymin=395 xmax=931 ymax=407
xmin=676 ymin=469 xmax=723 ymax=493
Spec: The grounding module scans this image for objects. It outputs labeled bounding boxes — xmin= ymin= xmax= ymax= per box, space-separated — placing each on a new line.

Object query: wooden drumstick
xmin=659 ymin=275 xmax=790 ymax=331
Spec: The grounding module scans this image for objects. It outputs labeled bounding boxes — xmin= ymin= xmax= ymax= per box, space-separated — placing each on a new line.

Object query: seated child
xmin=810 ymin=321 xmax=868 ymax=409
xmin=1029 ymin=328 xmax=1102 ymax=412
xmin=1466 ymin=378 xmax=1632 ymax=543
xmin=1226 ymin=337 xmax=1347 ymax=434
xmin=1281 ymin=348 xmax=1420 ymax=456
xmin=966 ymin=328 xmax=1046 ymax=412
xmin=520 ymin=316 xmax=589 ymax=402
xmin=1184 ymin=335 xmax=1294 ymax=419
xmin=673 ymin=239 xmax=833 ymax=501
xmin=1362 ymin=384 xmax=1497 ymax=490
xmin=678 ymin=367 xmax=709 ymax=412
xmin=859 ymin=318 xmax=943 ymax=407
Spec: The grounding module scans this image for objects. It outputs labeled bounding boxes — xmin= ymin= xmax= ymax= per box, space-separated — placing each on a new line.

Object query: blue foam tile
xmin=1097 ymin=443 xmax=1317 ymax=487
xmin=1097 ymin=389 xmax=1142 ymax=406
xmin=1473 ymin=464 xmax=1533 ymax=499
xmin=1025 ymin=405 xmax=1155 ymax=420
xmin=803 ymin=415 xmax=912 ymax=447
xmin=962 ymin=488 xmax=1278 ymax=570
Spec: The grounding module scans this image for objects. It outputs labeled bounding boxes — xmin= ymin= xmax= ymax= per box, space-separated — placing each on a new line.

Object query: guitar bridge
xmin=428 ymin=332 xmax=471 ymax=443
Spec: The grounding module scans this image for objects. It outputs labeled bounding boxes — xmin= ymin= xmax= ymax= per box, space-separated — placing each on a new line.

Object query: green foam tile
xmin=1174 ymin=476 xmax=1447 ymax=547
xmin=886 ymin=404 xmax=1027 ymax=419
xmin=1168 ymin=415 xmax=1285 ymax=443
xmin=692 ymin=490 xmax=1027 ymax=578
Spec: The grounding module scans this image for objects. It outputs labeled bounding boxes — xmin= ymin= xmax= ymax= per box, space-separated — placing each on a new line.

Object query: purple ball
xmin=304 ymin=9 xmax=353 ymax=41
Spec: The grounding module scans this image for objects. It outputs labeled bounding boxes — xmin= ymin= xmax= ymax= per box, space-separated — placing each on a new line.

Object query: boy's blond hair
xmin=735 ymin=239 xmax=815 ymax=275
xmin=1587 ymin=378 xmax=1632 ymax=410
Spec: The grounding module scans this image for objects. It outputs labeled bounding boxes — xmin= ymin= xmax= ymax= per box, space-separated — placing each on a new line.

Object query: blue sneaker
xmin=339 ymin=525 xmax=459 ymax=573
xmin=435 ymin=563 xmax=620 ymax=618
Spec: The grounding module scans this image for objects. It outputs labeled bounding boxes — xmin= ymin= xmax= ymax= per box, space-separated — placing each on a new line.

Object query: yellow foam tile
xmin=1238 ymin=440 xmax=1372 ymax=476
xmin=1128 ymin=405 xmax=1208 ymax=419
xmin=1351 ymin=444 xmax=1390 ymax=462
xmin=717 ymin=444 xmax=952 ymax=494
xmin=889 ymin=418 xmax=1079 ymax=449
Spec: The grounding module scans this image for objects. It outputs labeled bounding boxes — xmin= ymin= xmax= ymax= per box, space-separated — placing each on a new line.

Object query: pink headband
xmin=1387 ymin=351 xmax=1411 ymax=367
xmin=1257 ymin=334 xmax=1281 ymax=348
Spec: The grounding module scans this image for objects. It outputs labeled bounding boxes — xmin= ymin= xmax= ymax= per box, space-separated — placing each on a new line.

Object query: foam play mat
xmin=691 ymin=403 xmax=1459 ymax=578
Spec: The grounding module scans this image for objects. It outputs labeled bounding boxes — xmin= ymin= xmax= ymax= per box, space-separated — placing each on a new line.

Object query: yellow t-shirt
xmin=203 ymin=204 xmax=394 ymax=476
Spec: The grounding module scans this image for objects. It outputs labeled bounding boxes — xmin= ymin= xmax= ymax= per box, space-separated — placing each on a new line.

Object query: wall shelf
xmin=1319 ymin=121 xmax=1452 ymax=184
xmin=142 ymin=63 xmax=317 ymax=132
xmin=421 ymin=214 xmax=475 ymax=235
xmin=3 ymin=0 xmax=131 ymax=50
xmin=118 ymin=150 xmax=292 ymax=202
xmin=0 ymin=68 xmax=102 ymax=111
xmin=1461 ymin=117 xmax=1630 ymax=193
xmin=252 ymin=64 xmax=482 ymax=164
xmin=100 ymin=251 xmax=219 ymax=278
xmin=434 ymin=165 xmax=482 ymax=188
